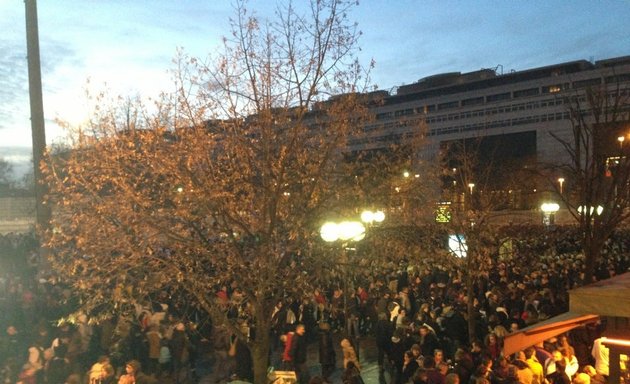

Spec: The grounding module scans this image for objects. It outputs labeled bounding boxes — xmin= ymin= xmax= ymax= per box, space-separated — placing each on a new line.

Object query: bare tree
xmin=547 ymin=81 xmax=630 ymax=283
xmin=439 ymin=135 xmax=535 ymax=342
xmin=42 ymin=1 xmax=392 ymax=383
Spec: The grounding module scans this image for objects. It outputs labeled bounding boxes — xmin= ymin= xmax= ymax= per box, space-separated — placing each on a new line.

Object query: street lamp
xmin=320 ymin=219 xmax=365 ymax=337
xmin=540 ymin=202 xmax=559 ymax=227
xmin=320 ymin=210 xmax=384 ymax=339
xmin=618 ymin=136 xmax=625 ymax=149
xmin=577 ymin=205 xmax=604 ymax=216
xmin=360 ymin=209 xmax=385 ymax=225
xmin=558 ymin=177 xmax=565 ymax=195
xmin=320 ymin=221 xmax=365 ymax=243
xmin=468 ymin=183 xmax=475 ymax=195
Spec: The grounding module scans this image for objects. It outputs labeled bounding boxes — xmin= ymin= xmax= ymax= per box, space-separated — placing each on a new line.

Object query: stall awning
xmin=570 ymin=272 xmax=630 ymax=318
xmin=503 ymin=312 xmax=599 ymax=356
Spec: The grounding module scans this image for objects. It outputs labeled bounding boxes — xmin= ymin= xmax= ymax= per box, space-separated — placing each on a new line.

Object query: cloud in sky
xmin=0 ymin=0 xmax=628 ymax=152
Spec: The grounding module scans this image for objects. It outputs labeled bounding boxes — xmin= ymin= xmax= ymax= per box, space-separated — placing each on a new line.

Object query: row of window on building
xmin=374 ymin=74 xmax=630 ymax=120
xmin=350 ymin=110 xmax=573 ymax=146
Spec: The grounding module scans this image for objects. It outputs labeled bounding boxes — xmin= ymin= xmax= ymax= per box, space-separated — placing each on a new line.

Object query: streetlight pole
xmin=25 ymin=0 xmax=51 ymax=272
xmin=320 ymin=210 xmax=384 ymax=340
xmin=540 ymin=202 xmax=559 ymax=227
xmin=320 ymin=220 xmax=365 ymax=337
xmin=558 ymin=177 xmax=565 ymax=195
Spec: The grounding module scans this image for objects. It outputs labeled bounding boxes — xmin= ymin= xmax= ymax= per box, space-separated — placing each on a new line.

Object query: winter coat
xmin=340 ymin=339 xmax=360 ymax=370
xmin=318 ymin=329 xmax=336 ymax=366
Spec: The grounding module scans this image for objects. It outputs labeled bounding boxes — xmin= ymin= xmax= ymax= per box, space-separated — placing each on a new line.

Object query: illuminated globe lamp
xmin=319 ymin=220 xmax=366 ymax=243
xmin=319 ymin=219 xmax=366 ymax=338
xmin=360 ymin=209 xmax=385 ymax=225
xmin=540 ymin=202 xmax=560 ymax=227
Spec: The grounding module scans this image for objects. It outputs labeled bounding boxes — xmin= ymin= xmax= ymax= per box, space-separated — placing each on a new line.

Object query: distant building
xmin=350 ymin=55 xmax=630 ymax=168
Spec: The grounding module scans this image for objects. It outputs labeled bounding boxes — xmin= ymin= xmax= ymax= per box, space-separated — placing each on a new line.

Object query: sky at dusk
xmin=1 ymin=0 xmax=629 ymax=172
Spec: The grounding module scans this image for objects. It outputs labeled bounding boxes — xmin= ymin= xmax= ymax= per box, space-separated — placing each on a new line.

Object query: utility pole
xmin=25 ymin=0 xmax=51 ymax=237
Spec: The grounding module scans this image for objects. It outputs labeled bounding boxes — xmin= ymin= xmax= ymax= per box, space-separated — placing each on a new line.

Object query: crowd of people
xmin=0 ymin=226 xmax=628 ymax=384
xmin=271 ymin=225 xmax=629 ymax=384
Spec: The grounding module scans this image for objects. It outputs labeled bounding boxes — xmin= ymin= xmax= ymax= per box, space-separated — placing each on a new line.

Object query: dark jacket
xmin=399 ymin=360 xmax=420 ymax=384
xmin=318 ymin=329 xmax=336 ymax=366
xmin=375 ymin=318 xmax=393 ymax=350
xmin=420 ymin=331 xmax=440 ymax=357
xmin=342 ymin=364 xmax=364 ymax=384
xmin=46 ymin=357 xmax=71 ymax=384
xmin=290 ymin=332 xmax=308 ymax=365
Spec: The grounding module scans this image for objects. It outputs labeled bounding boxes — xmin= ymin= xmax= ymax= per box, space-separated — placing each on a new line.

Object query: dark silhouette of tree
xmin=546 ymin=81 xmax=630 ymax=283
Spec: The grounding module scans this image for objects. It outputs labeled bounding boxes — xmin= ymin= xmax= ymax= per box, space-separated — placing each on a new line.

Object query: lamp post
xmin=618 ymin=136 xmax=625 ymax=149
xmin=540 ymin=202 xmax=559 ymax=227
xmin=558 ymin=177 xmax=565 ymax=195
xmin=320 ymin=220 xmax=365 ymax=338
xmin=468 ymin=183 xmax=475 ymax=195
xmin=320 ymin=210 xmax=384 ymax=339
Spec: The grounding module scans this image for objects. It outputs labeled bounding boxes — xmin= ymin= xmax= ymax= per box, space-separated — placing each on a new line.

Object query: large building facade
xmin=351 ymin=56 xmax=630 ymax=168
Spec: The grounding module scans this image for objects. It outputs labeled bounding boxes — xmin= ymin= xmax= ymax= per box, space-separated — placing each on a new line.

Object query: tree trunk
xmin=466 ymin=253 xmax=477 ymax=343
xmin=583 ymin=235 xmax=604 ymax=285
xmin=252 ymin=320 xmax=271 ymax=384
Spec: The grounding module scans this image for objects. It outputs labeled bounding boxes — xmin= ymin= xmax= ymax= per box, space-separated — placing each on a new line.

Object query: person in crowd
xmin=340 ymin=338 xmax=360 ymax=371
xmin=534 ymin=342 xmax=553 ymax=370
xmin=144 ymin=325 xmax=161 ymax=376
xmin=483 ymin=333 xmax=501 ymax=361
xmin=590 ymin=338 xmax=610 ymax=378
xmin=572 ymin=372 xmax=590 ymax=384
xmin=290 ymin=324 xmax=310 ymax=384
xmin=394 ymin=308 xmax=409 ymax=330
xmin=234 ymin=339 xmax=253 ymax=382
xmin=560 ymin=346 xmax=580 ymax=380
xmin=470 ymin=340 xmax=485 ymax=368
xmin=341 ymin=360 xmax=364 ymax=384
xmin=17 ymin=363 xmax=37 ymax=384
xmin=547 ymin=359 xmax=570 ymax=384
xmin=422 ymin=356 xmax=444 ymax=384
xmin=452 ymin=348 xmax=473 ymax=384
xmin=280 ymin=329 xmax=294 ymax=370
xmin=318 ymin=322 xmax=336 ymax=381
xmin=503 ymin=365 xmax=521 ymax=384
xmin=375 ymin=312 xmax=393 ymax=373
xmin=399 ymin=350 xmax=420 ymax=384
xmin=169 ymin=322 xmax=189 ymax=383
xmin=46 ymin=343 xmax=71 ymax=384
xmin=513 ymin=352 xmax=534 ymax=384
xmin=490 ymin=356 xmax=510 ymax=384
xmin=87 ymin=356 xmax=110 ymax=384
xmin=470 ymin=357 xmax=493 ymax=384
xmin=97 ymin=363 xmax=116 ymax=384
xmin=433 ymin=349 xmax=445 ymax=366
xmin=582 ymin=365 xmax=605 ymax=384
xmin=389 ymin=329 xmax=408 ymax=383
xmin=118 ymin=360 xmax=156 ymax=384
xmin=524 ymin=347 xmax=545 ymax=384
xmin=445 ymin=372 xmax=460 ymax=384
xmin=544 ymin=349 xmax=564 ymax=377
xmin=419 ymin=325 xmax=440 ymax=358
